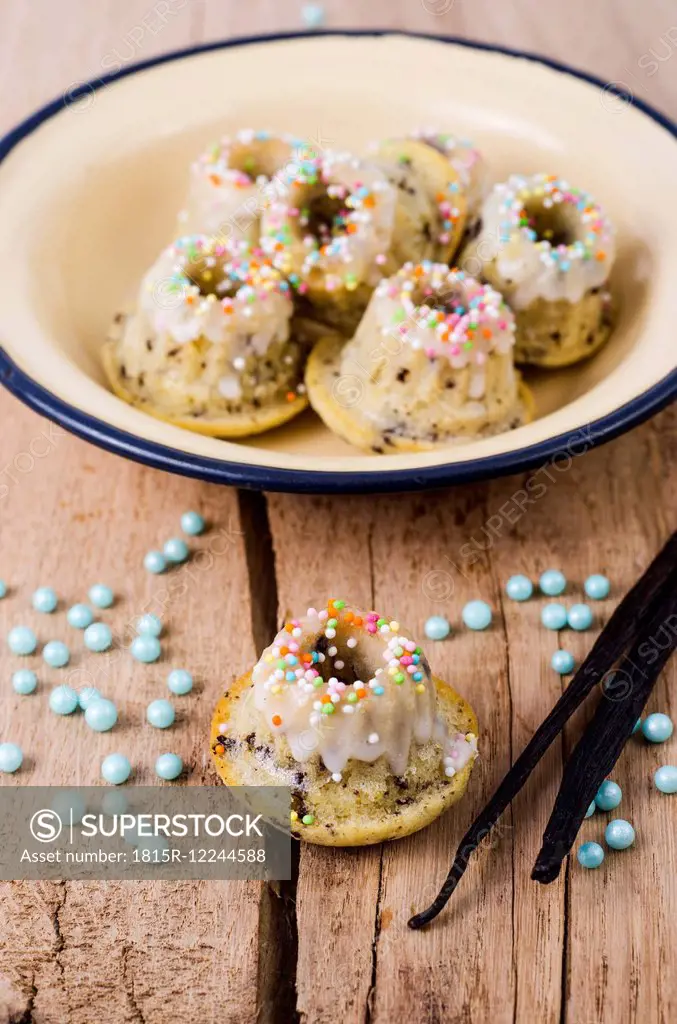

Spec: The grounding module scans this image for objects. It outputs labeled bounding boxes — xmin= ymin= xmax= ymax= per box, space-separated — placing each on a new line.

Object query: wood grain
xmin=1 ymin=1 xmax=676 ymax=1022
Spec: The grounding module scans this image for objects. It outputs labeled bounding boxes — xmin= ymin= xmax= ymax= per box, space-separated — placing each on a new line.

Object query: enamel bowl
xmin=0 ymin=31 xmax=676 ymax=493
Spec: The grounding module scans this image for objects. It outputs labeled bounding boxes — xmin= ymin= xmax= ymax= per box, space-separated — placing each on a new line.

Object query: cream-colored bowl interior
xmin=0 ymin=34 xmax=675 ymax=475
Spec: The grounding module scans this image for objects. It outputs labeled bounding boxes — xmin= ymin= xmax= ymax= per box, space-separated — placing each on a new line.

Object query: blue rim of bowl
xmin=0 ymin=29 xmax=676 ymax=494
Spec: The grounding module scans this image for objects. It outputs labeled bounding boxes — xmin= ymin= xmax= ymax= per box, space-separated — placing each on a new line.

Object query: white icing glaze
xmin=251 ymin=603 xmax=477 ymax=777
xmin=260 ymin=152 xmax=396 ymax=294
xmin=472 ymin=173 xmax=615 ymax=307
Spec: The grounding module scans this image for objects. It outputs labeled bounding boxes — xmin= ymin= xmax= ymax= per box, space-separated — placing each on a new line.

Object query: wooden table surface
xmin=1 ymin=1 xmax=676 ymax=1022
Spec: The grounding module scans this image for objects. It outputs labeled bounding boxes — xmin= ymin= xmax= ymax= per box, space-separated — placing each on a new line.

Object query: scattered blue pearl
xmin=642 ymin=713 xmax=674 ymax=744
xmin=551 ymin=650 xmax=575 ymax=675
xmin=180 ymin=510 xmax=205 ymax=536
xmin=144 ymin=550 xmax=167 ymax=574
xmin=167 ymin=669 xmax=193 ymax=695
xmin=302 ymin=3 xmax=326 ymax=29
xmin=78 ymin=686 xmax=101 ymax=710
xmin=8 ymin=626 xmax=37 ymax=656
xmin=49 ymin=684 xmax=79 ymax=715
xmin=539 ymin=570 xmax=567 ymax=596
xmin=0 ymin=580 xmax=6 ymax=598
xmin=67 ymin=603 xmax=94 ymax=629
xmin=51 ymin=791 xmax=86 ymax=825
xmin=541 ymin=603 xmax=567 ymax=631
xmin=568 ymin=603 xmax=593 ymax=632
xmin=155 ymin=752 xmax=183 ymax=780
xmin=585 ymin=800 xmax=596 ymax=818
xmin=89 ymin=583 xmax=114 ymax=608
xmin=605 ymin=818 xmax=635 ymax=850
xmin=12 ymin=669 xmax=37 ymax=695
xmin=654 ymin=765 xmax=677 ymax=794
xmin=163 ymin=537 xmax=189 ymax=564
xmin=505 ymin=575 xmax=533 ymax=602
xmin=131 ymin=635 xmax=161 ymax=664
xmin=0 ymin=742 xmax=23 ymax=773
xmin=462 ymin=600 xmax=492 ymax=631
xmin=595 ymin=779 xmax=622 ymax=811
xmin=632 ymin=718 xmax=643 ymax=735
xmin=102 ymin=790 xmax=128 ymax=816
xmin=147 ymin=699 xmax=175 ymax=729
xmin=84 ymin=622 xmax=112 ymax=653
xmin=101 ymin=753 xmax=132 ymax=785
xmin=32 ymin=587 xmax=58 ymax=613
xmin=85 ymin=698 xmax=118 ymax=732
xmin=577 ymin=841 xmax=605 ymax=869
xmin=136 ymin=613 xmax=162 ymax=637
xmin=43 ymin=641 xmax=70 ymax=668
xmin=584 ymin=574 xmax=610 ymax=600
xmin=424 ymin=615 xmax=451 ymax=641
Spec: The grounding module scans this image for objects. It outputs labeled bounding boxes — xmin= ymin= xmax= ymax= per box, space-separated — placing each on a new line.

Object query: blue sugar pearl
xmin=642 ymin=713 xmax=674 ymax=744
xmin=101 ymin=753 xmax=132 ymax=785
xmin=462 ymin=600 xmax=492 ymax=631
xmin=8 ymin=625 xmax=37 ymax=656
xmin=167 ymin=669 xmax=193 ymax=695
xmin=424 ymin=615 xmax=451 ymax=641
xmin=163 ymin=538 xmax=189 ymax=564
xmin=568 ymin=603 xmax=593 ymax=632
xmin=155 ymin=752 xmax=183 ymax=780
xmin=89 ymin=584 xmax=114 ymax=609
xmin=654 ymin=765 xmax=677 ymax=794
xmin=605 ymin=818 xmax=635 ymax=850
xmin=0 ymin=580 xmax=6 ymax=598
xmin=595 ymin=779 xmax=622 ymax=811
xmin=49 ymin=684 xmax=79 ymax=715
xmin=147 ymin=699 xmax=175 ymax=729
xmin=551 ymin=650 xmax=575 ymax=675
xmin=136 ymin=613 xmax=162 ymax=637
xmin=67 ymin=603 xmax=94 ymax=629
xmin=32 ymin=587 xmax=58 ymax=613
xmin=51 ymin=791 xmax=86 ymax=825
xmin=584 ymin=574 xmax=610 ymax=600
xmin=78 ymin=686 xmax=101 ymax=710
xmin=180 ymin=510 xmax=205 ymax=536
xmin=577 ymin=841 xmax=605 ymax=869
xmin=505 ymin=575 xmax=533 ymax=602
xmin=85 ymin=698 xmax=118 ymax=732
xmin=102 ymin=790 xmax=128 ymax=816
xmin=632 ymin=718 xmax=643 ymax=735
xmin=539 ymin=570 xmax=567 ymax=596
xmin=12 ymin=669 xmax=37 ymax=695
xmin=585 ymin=800 xmax=596 ymax=818
xmin=0 ymin=742 xmax=23 ymax=773
xmin=131 ymin=635 xmax=161 ymax=663
xmin=144 ymin=550 xmax=167 ymax=574
xmin=541 ymin=603 xmax=567 ymax=631
xmin=43 ymin=641 xmax=70 ymax=668
xmin=84 ymin=622 xmax=112 ymax=653
xmin=302 ymin=3 xmax=326 ymax=29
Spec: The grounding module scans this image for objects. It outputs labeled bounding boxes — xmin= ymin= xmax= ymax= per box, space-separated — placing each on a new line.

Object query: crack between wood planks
xmin=237 ymin=490 xmax=300 ymax=1024
xmin=121 ymin=943 xmax=145 ymax=1024
xmin=364 ymin=517 xmax=384 ymax=1024
xmin=483 ymin=520 xmax=518 ymax=1024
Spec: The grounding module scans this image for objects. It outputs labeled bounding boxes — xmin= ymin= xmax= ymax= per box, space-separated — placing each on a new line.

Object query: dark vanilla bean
xmin=532 ymin=584 xmax=677 ymax=881
xmin=408 ymin=531 xmax=677 ymax=930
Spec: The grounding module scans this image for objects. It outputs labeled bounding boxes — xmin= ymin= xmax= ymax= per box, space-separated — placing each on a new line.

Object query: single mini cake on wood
xmin=463 ymin=173 xmax=615 ymax=367
xmin=103 ymin=234 xmax=309 ymax=437
xmin=211 ymin=599 xmax=478 ymax=846
xmin=305 ymin=261 xmax=534 ymax=452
